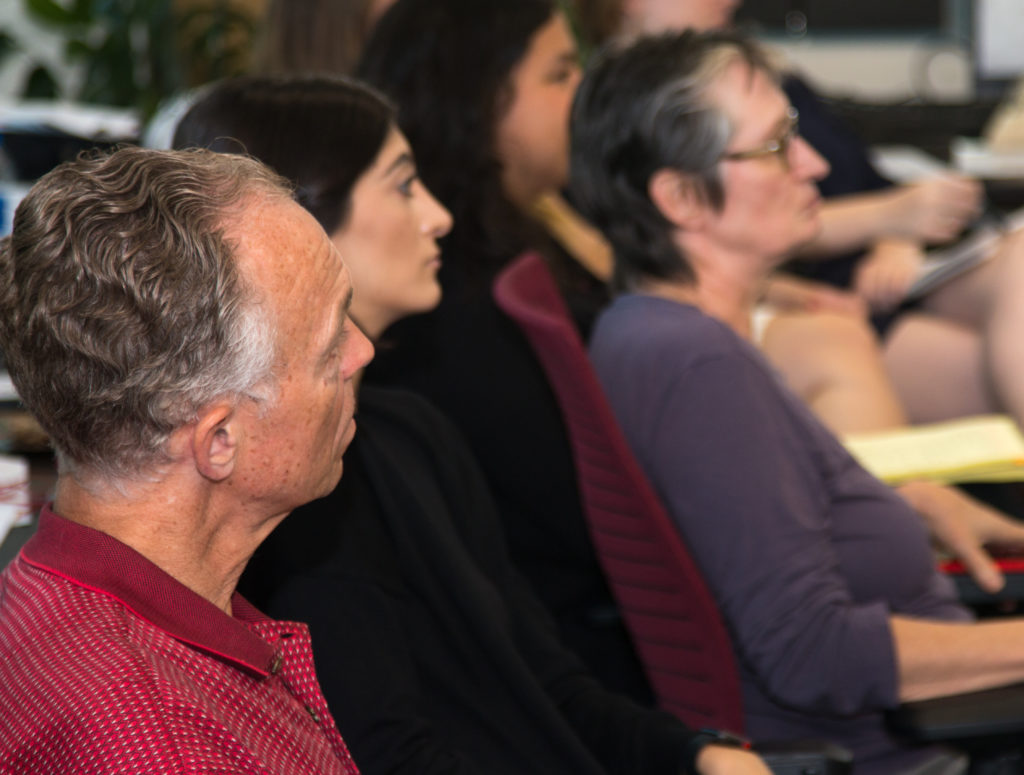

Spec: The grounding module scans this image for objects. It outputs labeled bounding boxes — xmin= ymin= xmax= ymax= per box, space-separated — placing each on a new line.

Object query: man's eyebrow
xmin=321 ymin=287 xmax=354 ymax=362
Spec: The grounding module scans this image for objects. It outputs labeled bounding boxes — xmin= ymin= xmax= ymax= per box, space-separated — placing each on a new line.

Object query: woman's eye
xmin=398 ymin=175 xmax=417 ymax=197
xmin=548 ymin=61 xmax=579 ymax=84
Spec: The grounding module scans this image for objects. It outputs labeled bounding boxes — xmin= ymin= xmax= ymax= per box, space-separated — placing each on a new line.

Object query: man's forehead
xmin=231 ymin=196 xmax=337 ymax=289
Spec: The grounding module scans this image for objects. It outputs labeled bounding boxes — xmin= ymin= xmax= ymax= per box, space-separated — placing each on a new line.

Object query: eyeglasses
xmin=720 ymin=107 xmax=800 ymax=168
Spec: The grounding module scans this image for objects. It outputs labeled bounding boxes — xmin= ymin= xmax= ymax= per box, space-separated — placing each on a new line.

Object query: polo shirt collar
xmin=21 ymin=505 xmax=278 ymax=677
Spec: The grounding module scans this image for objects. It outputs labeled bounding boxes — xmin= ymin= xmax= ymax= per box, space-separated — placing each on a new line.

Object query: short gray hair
xmin=0 ymin=146 xmax=294 ymax=485
xmin=570 ymin=30 xmax=776 ymax=292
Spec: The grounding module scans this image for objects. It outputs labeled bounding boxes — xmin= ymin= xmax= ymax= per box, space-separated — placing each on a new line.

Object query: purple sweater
xmin=590 ymin=294 xmax=971 ymax=774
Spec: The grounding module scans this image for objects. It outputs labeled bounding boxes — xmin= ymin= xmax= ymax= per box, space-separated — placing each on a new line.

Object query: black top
xmin=240 ymin=387 xmax=698 ymax=775
xmin=362 ymin=249 xmax=654 ymax=703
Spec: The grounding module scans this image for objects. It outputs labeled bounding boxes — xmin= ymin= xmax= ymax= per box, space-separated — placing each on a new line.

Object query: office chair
xmin=493 ymin=250 xmax=745 ymax=732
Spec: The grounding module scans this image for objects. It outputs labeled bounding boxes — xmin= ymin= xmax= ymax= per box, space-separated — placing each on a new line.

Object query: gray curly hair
xmin=0 ymin=146 xmax=293 ymax=485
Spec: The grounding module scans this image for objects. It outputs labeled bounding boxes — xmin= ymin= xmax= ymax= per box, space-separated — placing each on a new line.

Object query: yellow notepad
xmin=842 ymin=414 xmax=1024 ymax=485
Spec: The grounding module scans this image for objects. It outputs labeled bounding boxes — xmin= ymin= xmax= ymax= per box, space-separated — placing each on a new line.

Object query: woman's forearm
xmin=891 ymin=615 xmax=1024 ymax=702
xmin=795 ymin=191 xmax=906 ymax=258
xmin=797 ymin=176 xmax=983 ymax=259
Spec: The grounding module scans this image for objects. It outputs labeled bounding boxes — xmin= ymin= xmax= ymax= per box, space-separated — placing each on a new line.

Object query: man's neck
xmin=53 ymin=472 xmax=279 ymax=614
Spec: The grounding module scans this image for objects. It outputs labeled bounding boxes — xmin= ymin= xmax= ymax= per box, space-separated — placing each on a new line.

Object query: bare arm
xmin=696 ymin=746 xmax=772 ymax=775
xmin=890 ymin=481 xmax=1024 ymax=701
xmin=797 ymin=176 xmax=983 ymax=258
xmin=852 ymin=239 xmax=927 ymax=312
xmin=891 ymin=615 xmax=1024 ymax=702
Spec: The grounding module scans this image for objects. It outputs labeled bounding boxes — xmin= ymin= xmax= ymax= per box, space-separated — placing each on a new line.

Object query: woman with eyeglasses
xmin=574 ymin=30 xmax=1024 ymax=775
xmin=571 ymin=0 xmax=1024 ymax=433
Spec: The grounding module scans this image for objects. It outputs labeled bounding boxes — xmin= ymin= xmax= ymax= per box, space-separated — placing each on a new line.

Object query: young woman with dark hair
xmin=355 ymin=0 xmax=659 ymax=704
xmin=257 ymin=0 xmax=397 ymax=76
xmin=172 ymin=73 xmax=769 ymax=775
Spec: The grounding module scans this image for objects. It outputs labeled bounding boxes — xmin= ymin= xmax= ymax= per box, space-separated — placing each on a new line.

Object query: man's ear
xmin=648 ymin=168 xmax=708 ymax=231
xmin=192 ymin=403 xmax=238 ymax=483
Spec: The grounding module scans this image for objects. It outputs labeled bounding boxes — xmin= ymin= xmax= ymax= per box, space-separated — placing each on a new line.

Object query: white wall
xmin=772 ymin=37 xmax=974 ymax=103
xmin=0 ymin=2 xmax=78 ymax=101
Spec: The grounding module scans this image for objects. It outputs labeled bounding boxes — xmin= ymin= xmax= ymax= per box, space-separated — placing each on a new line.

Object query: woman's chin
xmin=788 ymin=217 xmax=823 ymax=255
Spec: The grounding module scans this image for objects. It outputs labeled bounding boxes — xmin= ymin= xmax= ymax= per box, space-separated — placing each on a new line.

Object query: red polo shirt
xmin=0 ymin=505 xmax=360 ymax=774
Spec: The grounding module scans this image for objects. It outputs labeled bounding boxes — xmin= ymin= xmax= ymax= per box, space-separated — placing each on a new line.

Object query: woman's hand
xmin=898 ymin=480 xmax=1024 ymax=593
xmin=853 ymin=239 xmax=926 ymax=312
xmin=888 ymin=175 xmax=983 ymax=245
xmin=695 ymin=745 xmax=773 ymax=775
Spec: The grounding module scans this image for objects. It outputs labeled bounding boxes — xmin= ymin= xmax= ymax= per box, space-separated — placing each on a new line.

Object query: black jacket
xmin=241 ymin=387 xmax=698 ymax=775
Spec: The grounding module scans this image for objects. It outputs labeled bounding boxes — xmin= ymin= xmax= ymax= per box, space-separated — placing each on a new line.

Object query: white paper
xmin=870 ymin=145 xmax=949 ymax=183
xmin=0 ymin=455 xmax=29 ymax=547
xmin=952 ymin=136 xmax=1024 ymax=179
xmin=0 ymin=99 xmax=139 ymax=140
xmin=0 ymin=372 xmax=17 ymax=402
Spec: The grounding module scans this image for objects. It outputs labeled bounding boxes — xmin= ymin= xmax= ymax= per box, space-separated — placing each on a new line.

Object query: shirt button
xmin=306 ymin=705 xmax=321 ymax=724
xmin=269 ymin=651 xmax=283 ymax=674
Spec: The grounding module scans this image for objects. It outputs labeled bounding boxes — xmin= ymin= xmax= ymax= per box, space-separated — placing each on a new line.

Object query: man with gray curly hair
xmin=0 ymin=146 xmax=373 ymax=773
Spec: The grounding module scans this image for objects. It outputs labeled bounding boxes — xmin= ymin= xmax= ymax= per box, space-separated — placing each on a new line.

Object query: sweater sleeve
xmin=634 ymin=348 xmax=899 ymax=716
xmin=268 ymin=572 xmax=483 ymax=775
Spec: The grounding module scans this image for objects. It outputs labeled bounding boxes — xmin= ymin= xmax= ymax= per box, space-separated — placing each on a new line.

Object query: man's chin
xmin=342 ymin=418 xmax=357 ymax=448
xmin=314 ymin=460 xmax=345 ymax=503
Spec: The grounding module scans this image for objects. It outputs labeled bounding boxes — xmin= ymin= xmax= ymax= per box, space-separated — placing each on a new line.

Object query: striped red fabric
xmin=0 ymin=507 xmax=360 ymax=774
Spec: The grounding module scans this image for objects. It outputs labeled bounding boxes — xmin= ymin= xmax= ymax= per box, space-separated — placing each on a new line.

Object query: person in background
xmin=0 ymin=146 xmax=372 ymax=772
xmin=253 ymin=0 xmax=913 ymax=438
xmin=354 ymin=0 xmax=658 ymax=703
xmin=173 ymin=73 xmax=772 ymax=775
xmin=572 ymin=0 xmax=1024 ymax=429
xmin=142 ymin=0 xmax=398 ymax=148
xmin=259 ymin=0 xmax=397 ymax=76
xmin=574 ymin=29 xmax=1024 ymax=774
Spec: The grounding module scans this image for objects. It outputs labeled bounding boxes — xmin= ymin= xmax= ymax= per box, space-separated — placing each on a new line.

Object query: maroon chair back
xmin=494 ymin=251 xmax=744 ymax=732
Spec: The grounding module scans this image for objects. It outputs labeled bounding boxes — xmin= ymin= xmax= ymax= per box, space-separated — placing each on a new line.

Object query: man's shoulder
xmin=0 ymin=571 xmax=176 ymax=772
xmin=0 ymin=557 xmax=194 ymax=705
xmin=2 ymin=554 xmax=130 ymax=643
xmin=0 ymin=560 xmax=243 ymax=771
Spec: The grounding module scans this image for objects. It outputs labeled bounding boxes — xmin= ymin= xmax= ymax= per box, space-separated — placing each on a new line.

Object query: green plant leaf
xmin=24 ymin=0 xmax=78 ymax=26
xmin=0 ymin=31 xmax=20 ymax=64
xmin=65 ymin=38 xmax=94 ymax=60
xmin=16 ymin=0 xmax=259 ymax=118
